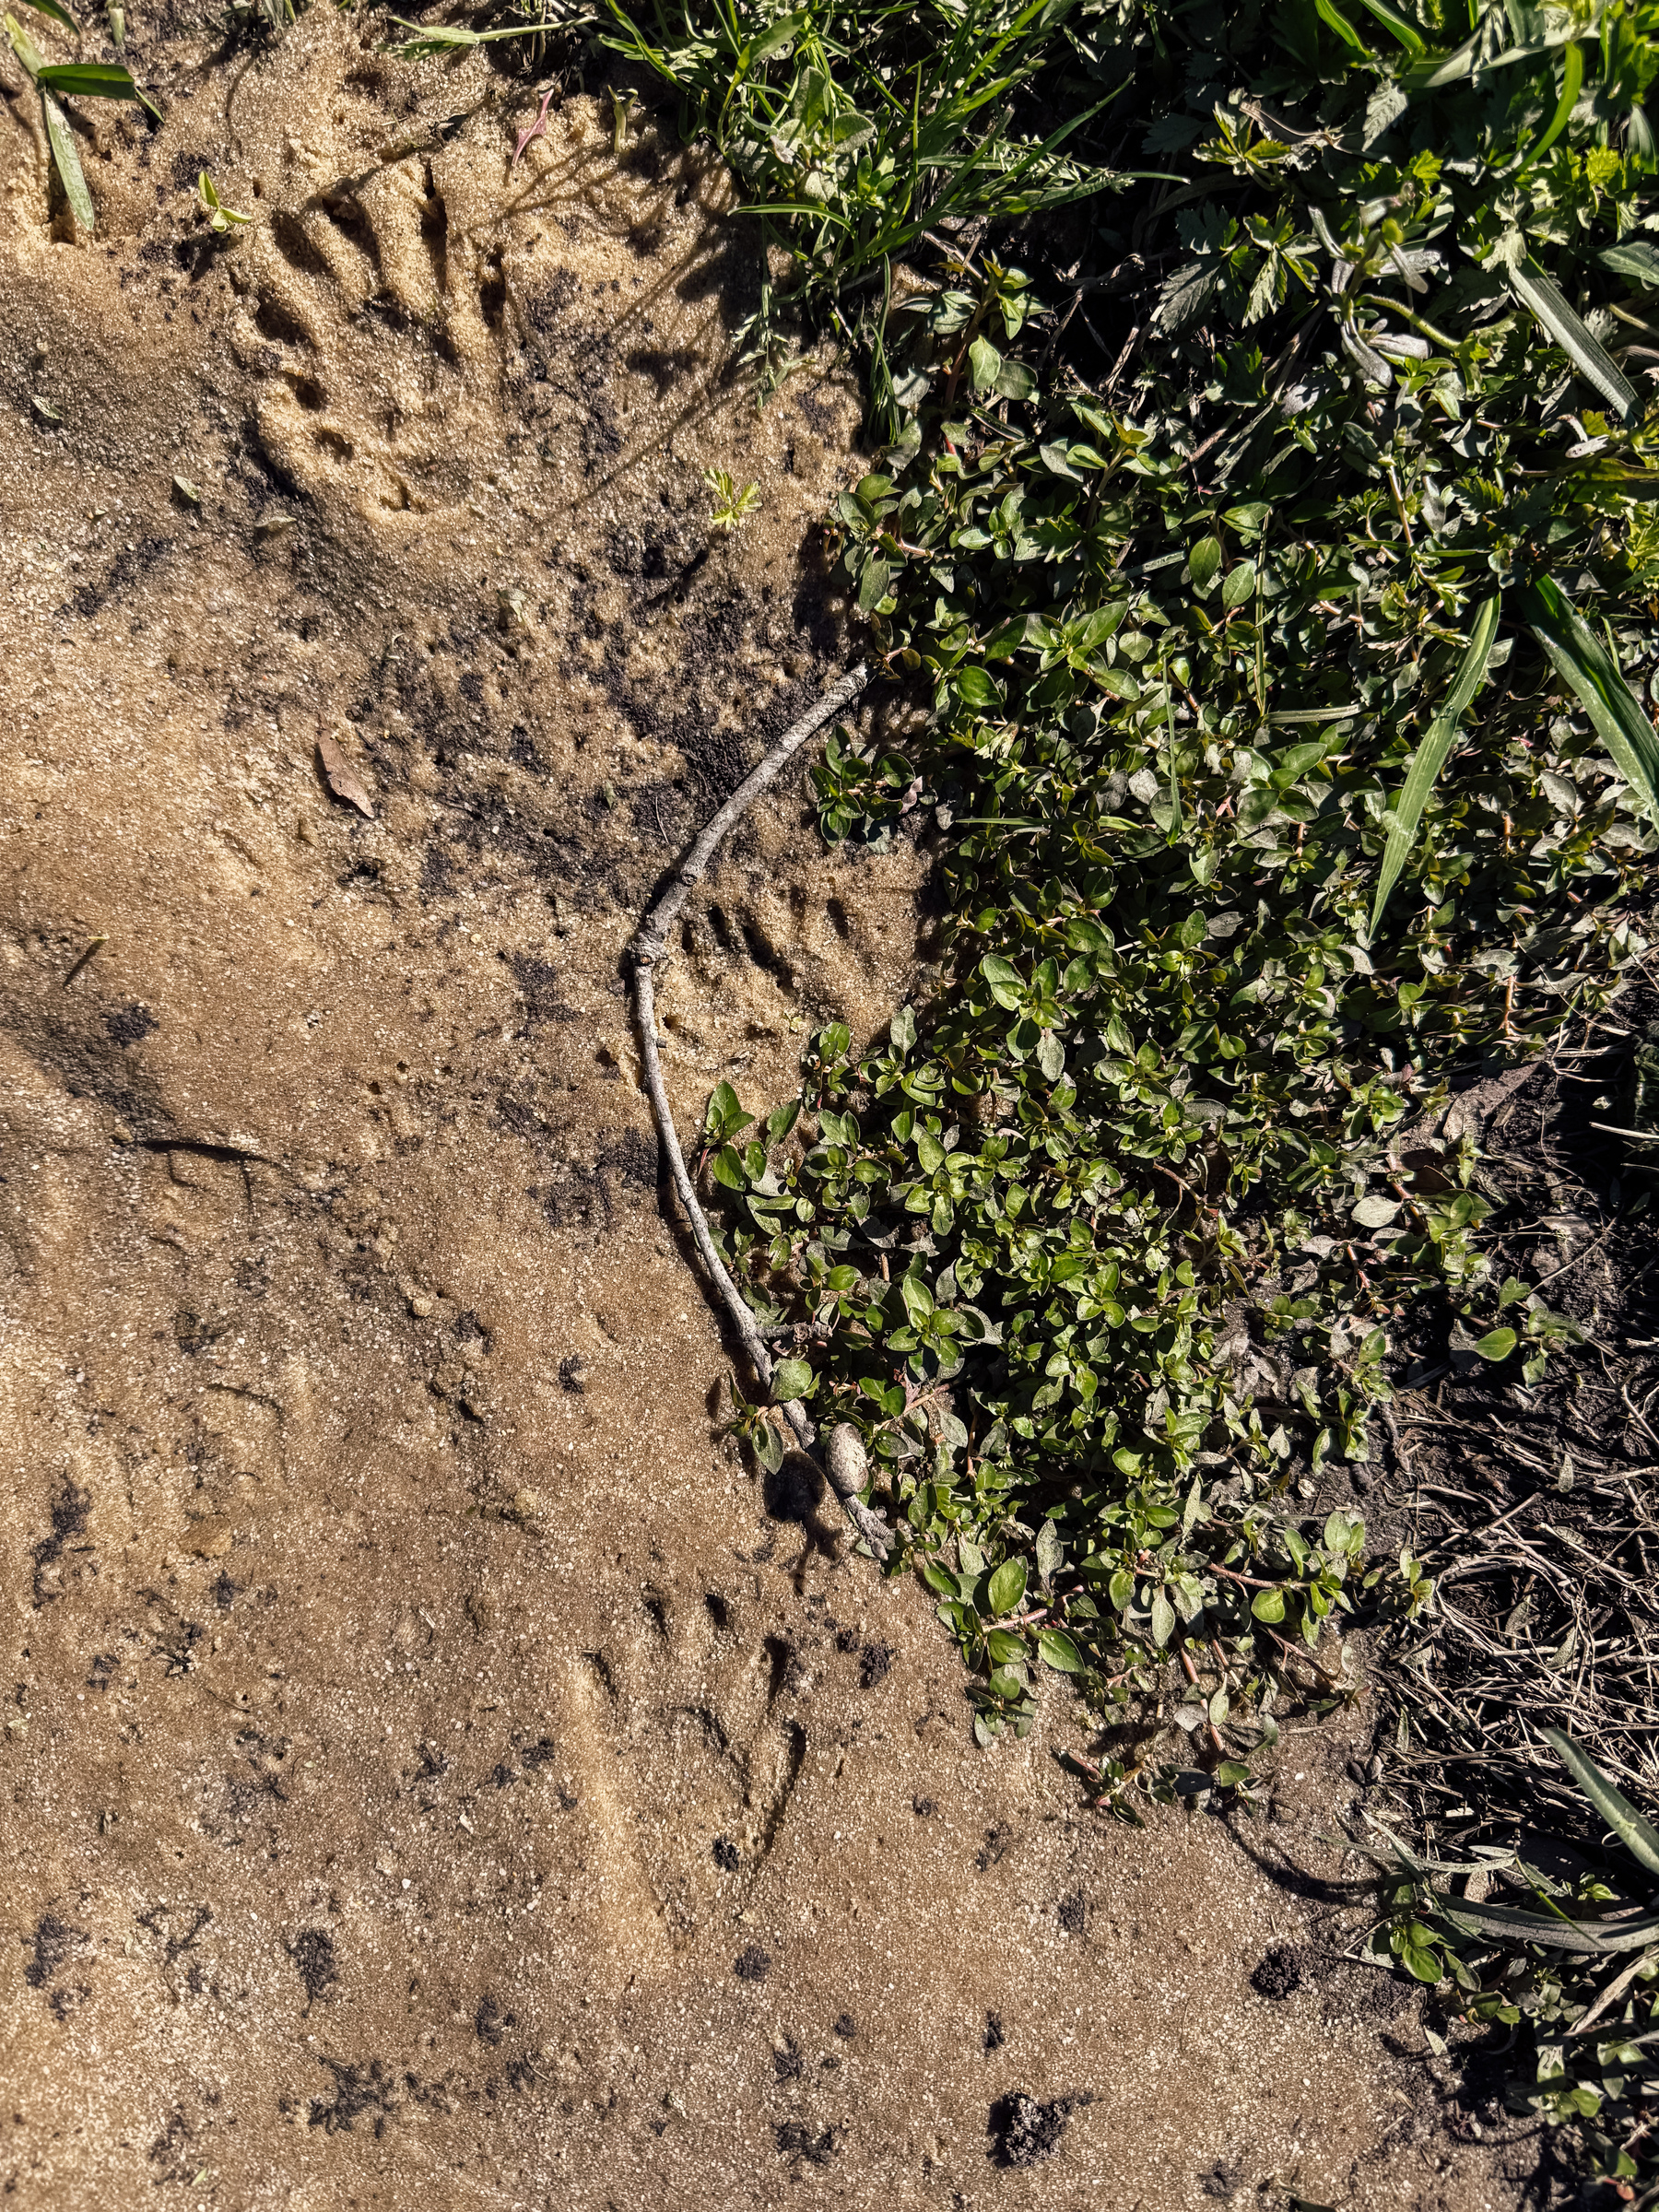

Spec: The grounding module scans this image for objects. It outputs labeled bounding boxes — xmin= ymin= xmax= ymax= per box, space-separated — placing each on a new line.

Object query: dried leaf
xmin=316 ymin=734 xmax=375 ymax=818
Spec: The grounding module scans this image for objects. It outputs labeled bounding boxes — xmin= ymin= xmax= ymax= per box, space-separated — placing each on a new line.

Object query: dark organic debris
xmin=1251 ymin=1945 xmax=1306 ymax=2001
xmin=988 ymin=2089 xmax=1086 ymax=2170
xmin=775 ymin=2119 xmax=837 ymax=2165
xmin=289 ymin=1928 xmax=338 ymax=2005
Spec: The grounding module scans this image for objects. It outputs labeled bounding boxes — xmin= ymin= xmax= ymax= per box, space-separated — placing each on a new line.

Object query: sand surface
xmin=0 ymin=17 xmax=1535 ymax=2206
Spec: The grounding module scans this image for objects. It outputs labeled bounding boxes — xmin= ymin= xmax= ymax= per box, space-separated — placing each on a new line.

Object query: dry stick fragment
xmin=629 ymin=664 xmax=891 ymax=1560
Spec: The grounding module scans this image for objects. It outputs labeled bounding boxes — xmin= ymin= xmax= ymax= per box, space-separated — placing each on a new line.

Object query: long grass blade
xmin=1518 ymin=574 xmax=1659 ymax=827
xmin=41 ymin=86 xmax=93 ymax=229
xmin=1541 ymin=1725 xmax=1659 ymax=1880
xmin=1350 ymin=0 xmax=1424 ymax=53
xmin=1430 ymin=1893 xmax=1621 ymax=1953
xmin=1370 ymin=594 xmax=1500 ymax=934
xmin=1507 ymin=258 xmax=1638 ymax=418
xmin=1520 ymin=39 xmax=1582 ymax=169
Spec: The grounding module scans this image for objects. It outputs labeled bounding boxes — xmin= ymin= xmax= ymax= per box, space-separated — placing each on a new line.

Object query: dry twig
xmin=629 ymin=665 xmax=892 ymax=1559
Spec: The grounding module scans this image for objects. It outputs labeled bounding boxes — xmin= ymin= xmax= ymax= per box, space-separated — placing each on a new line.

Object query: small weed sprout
xmin=702 ymin=466 xmax=760 ymax=533
xmin=197 ymin=170 xmax=251 ymax=232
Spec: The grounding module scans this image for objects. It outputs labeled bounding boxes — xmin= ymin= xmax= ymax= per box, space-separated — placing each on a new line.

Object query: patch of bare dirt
xmin=0 ymin=15 xmax=1534 ymax=2206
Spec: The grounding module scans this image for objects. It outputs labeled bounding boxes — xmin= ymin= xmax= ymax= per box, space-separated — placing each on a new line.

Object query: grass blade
xmin=1518 ymin=573 xmax=1659 ymax=826
xmin=4 ymin=6 xmax=46 ymax=70
xmin=1351 ymin=0 xmax=1424 ymax=54
xmin=1541 ymin=1725 xmax=1659 ymax=1881
xmin=38 ymin=58 xmax=142 ymax=91
xmin=1370 ymin=594 xmax=1500 ymax=934
xmin=1507 ymin=257 xmax=1638 ymax=418
xmin=18 ymin=0 xmax=77 ymax=32
xmin=41 ymin=85 xmax=93 ymax=229
xmin=1430 ymin=1893 xmax=1619 ymax=1953
xmin=1520 ymin=39 xmax=1582 ymax=170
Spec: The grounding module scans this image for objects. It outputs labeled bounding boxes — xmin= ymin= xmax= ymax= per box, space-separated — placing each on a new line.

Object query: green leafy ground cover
xmin=599 ymin=0 xmax=1659 ymax=2183
xmin=661 ymin=0 xmax=1658 ymax=1758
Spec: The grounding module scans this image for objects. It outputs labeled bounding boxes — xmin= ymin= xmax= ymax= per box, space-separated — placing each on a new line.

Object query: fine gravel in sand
xmin=1 ymin=15 xmax=1529 ymax=2206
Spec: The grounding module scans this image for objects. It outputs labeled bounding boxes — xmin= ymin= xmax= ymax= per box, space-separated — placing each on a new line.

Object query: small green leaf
xmin=1149 ymin=1589 xmax=1175 ymax=1647
xmin=1473 ymin=1326 xmax=1517 ymax=1362
xmin=4 ymin=7 xmax=47 ymax=67
xmin=1220 ymin=560 xmax=1255 ymax=611
xmin=987 ymin=1558 xmax=1028 ymax=1617
xmin=1036 ymin=1628 xmax=1082 ymax=1672
xmin=968 ymin=335 xmax=1002 ymax=393
xmin=1251 ymin=1587 xmax=1287 ymax=1623
xmin=1188 ymin=535 xmax=1222 ymax=592
xmin=771 ymin=1357 xmax=815 ymax=1403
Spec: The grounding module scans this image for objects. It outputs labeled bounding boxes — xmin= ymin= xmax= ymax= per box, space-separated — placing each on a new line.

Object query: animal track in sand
xmin=229 ymin=89 xmax=749 ymax=526
xmin=560 ymin=1576 xmax=814 ymax=1961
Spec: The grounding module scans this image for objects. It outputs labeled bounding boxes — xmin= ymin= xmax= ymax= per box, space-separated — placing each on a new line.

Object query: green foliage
xmin=677 ymin=0 xmax=1658 ymax=1821
xmin=1368 ymin=1733 xmax=1659 ymax=2192
xmin=197 ymin=169 xmax=251 ymax=232
xmin=702 ymin=465 xmax=762 ymax=531
xmin=594 ymin=0 xmax=1128 ymax=400
xmin=3 ymin=9 xmax=159 ymax=228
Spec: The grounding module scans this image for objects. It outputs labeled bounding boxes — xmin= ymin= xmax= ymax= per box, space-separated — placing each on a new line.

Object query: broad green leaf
xmin=1036 ymin=1628 xmax=1082 ymax=1672
xmin=1251 ymin=1586 xmax=1287 ymax=1623
xmin=1473 ymin=1326 xmax=1517 ymax=1361
xmin=921 ymin=1560 xmax=958 ymax=1600
xmin=857 ymin=555 xmax=891 ymax=612
xmin=1600 ymin=238 xmax=1659 ymax=288
xmin=1187 ymin=535 xmax=1222 ymax=592
xmin=1220 ymin=560 xmax=1255 ymax=610
xmin=1541 ymin=1726 xmax=1659 ymax=1880
xmin=1149 ymin=1588 xmax=1175 ymax=1646
xmin=1518 ymin=574 xmax=1659 ymax=826
xmin=987 ymin=1557 xmax=1027 ymax=1617
xmin=1507 ymin=260 xmax=1637 ymax=419
xmin=1371 ymin=594 xmax=1500 ymax=933
xmin=771 ymin=1357 xmax=815 ymax=1403
xmin=968 ymin=335 xmax=1002 ymax=393
xmin=41 ymin=88 xmax=92 ymax=230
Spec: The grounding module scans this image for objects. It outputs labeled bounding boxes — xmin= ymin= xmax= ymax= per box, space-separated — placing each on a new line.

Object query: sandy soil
xmin=0 ymin=15 xmax=1540 ymax=2207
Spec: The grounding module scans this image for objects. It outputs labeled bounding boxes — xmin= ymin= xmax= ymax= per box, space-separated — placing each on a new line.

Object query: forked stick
xmin=629 ymin=665 xmax=892 ymax=1559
